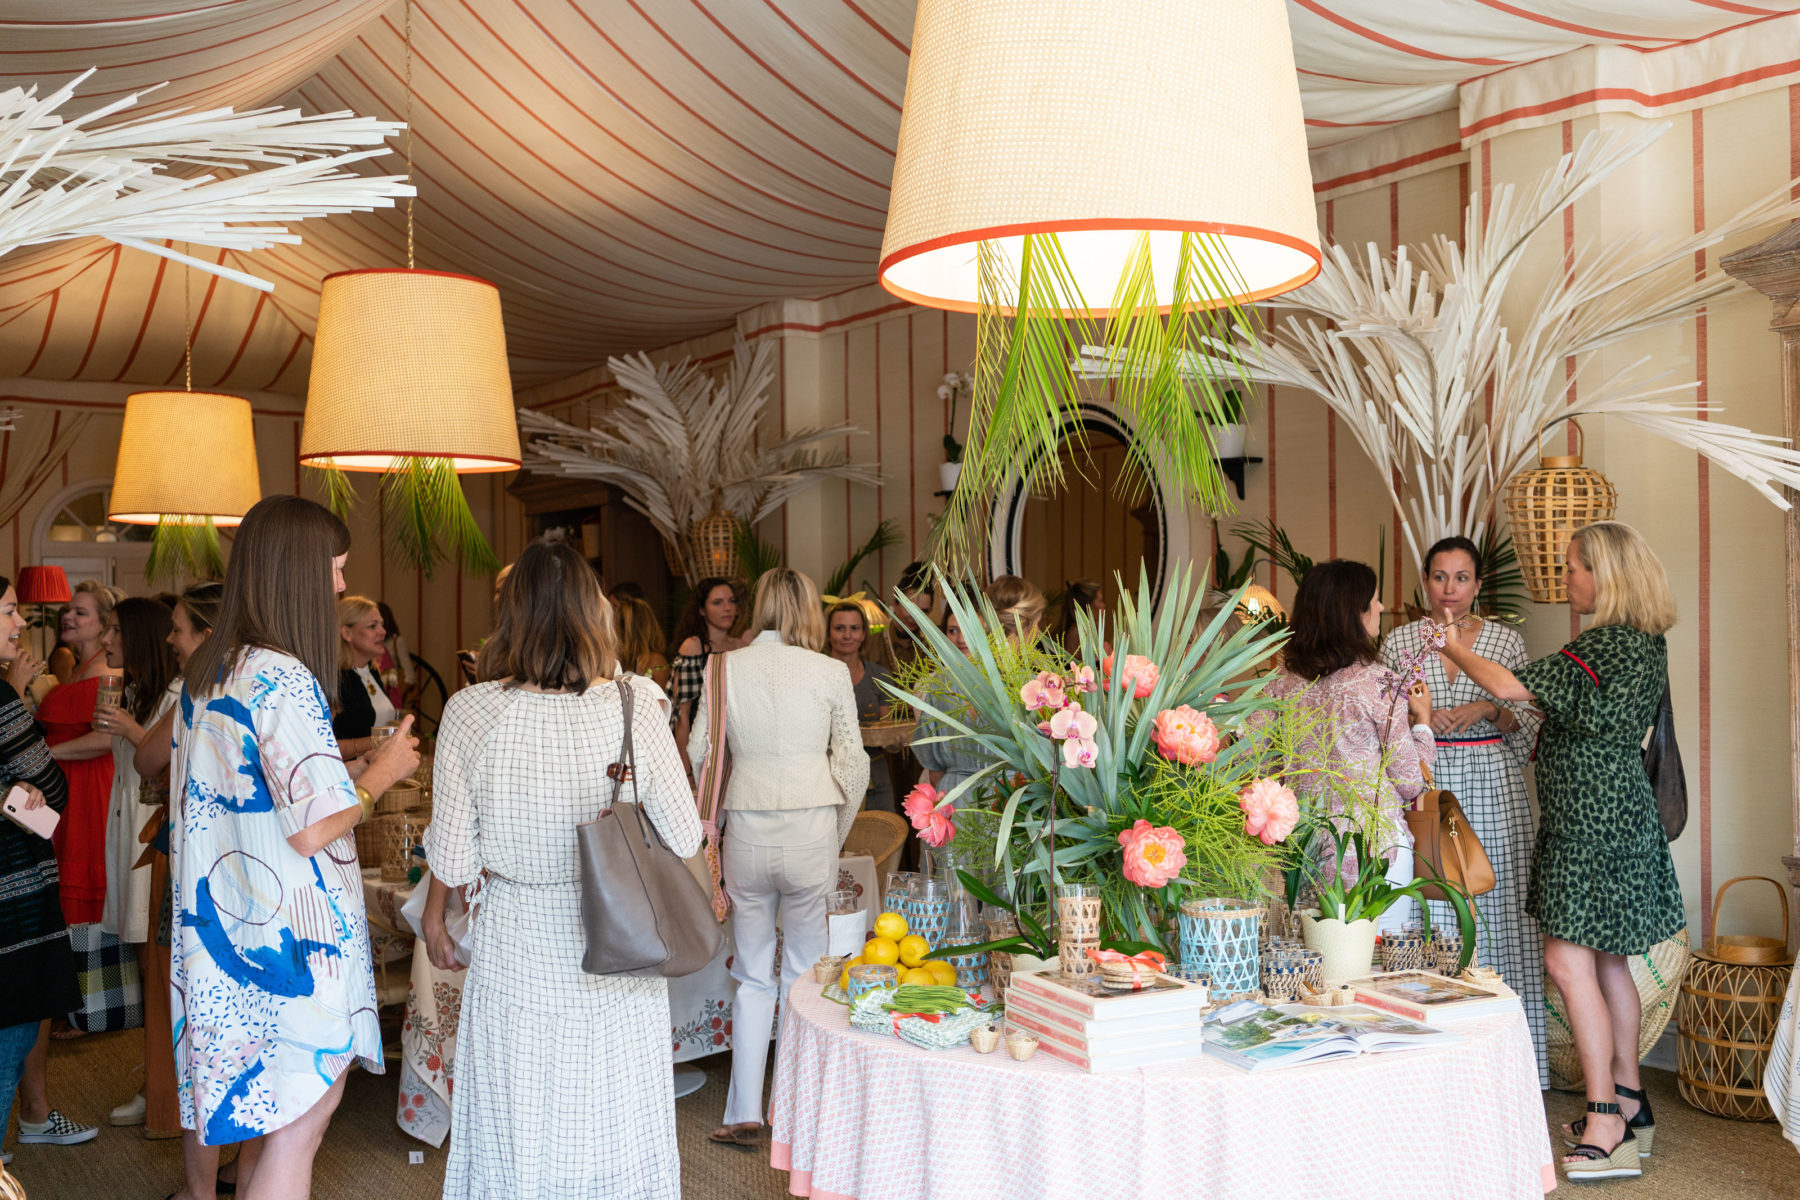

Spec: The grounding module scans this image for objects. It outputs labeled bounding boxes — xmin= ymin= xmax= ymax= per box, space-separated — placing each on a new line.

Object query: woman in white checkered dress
xmin=426 ymin=540 xmax=703 ymax=1200
xmin=1382 ymin=536 xmax=1547 ymax=1086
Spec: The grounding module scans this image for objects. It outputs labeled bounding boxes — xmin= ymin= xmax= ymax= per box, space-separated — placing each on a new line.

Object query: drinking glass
xmin=95 ymin=677 xmax=123 ymax=711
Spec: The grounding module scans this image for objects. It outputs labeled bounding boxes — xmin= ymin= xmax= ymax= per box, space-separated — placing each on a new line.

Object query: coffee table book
xmin=1007 ymin=966 xmax=1210 ymax=1021
xmin=1343 ymin=970 xmax=1520 ymax=1024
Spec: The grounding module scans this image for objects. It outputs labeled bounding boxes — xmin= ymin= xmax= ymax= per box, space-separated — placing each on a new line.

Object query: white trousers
xmin=721 ymin=807 xmax=837 ymax=1126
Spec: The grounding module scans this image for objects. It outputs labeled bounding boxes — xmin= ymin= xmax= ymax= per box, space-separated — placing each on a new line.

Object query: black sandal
xmin=1563 ymin=1103 xmax=1641 ymax=1181
xmin=1564 ymin=1082 xmax=1656 ymax=1157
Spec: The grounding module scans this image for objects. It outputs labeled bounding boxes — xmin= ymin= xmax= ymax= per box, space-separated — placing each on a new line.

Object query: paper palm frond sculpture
xmin=519 ymin=337 xmax=881 ymax=582
xmin=1 ymin=68 xmax=412 ymax=290
xmin=1226 ymin=124 xmax=1800 ymax=572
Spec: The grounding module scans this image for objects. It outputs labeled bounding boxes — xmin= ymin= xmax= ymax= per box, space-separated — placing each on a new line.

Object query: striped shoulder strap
xmin=694 ymin=653 xmax=731 ymax=824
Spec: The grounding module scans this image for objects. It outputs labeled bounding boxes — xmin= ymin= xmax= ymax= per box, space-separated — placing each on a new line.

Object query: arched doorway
xmin=31 ymin=478 xmax=158 ymax=594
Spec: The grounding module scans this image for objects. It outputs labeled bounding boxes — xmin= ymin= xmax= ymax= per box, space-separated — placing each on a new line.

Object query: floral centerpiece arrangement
xmin=887 ymin=567 xmax=1476 ymax=974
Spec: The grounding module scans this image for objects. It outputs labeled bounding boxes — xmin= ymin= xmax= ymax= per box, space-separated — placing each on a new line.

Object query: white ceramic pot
xmin=1007 ymin=952 xmax=1056 ymax=978
xmin=1211 ymin=423 xmax=1246 ymax=459
xmin=1300 ymin=913 xmax=1379 ymax=986
xmin=938 ymin=461 xmax=962 ymax=492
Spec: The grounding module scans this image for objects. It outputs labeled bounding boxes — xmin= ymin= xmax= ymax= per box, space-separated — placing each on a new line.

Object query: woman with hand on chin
xmin=1381 ymin=536 xmax=1547 ymax=1086
xmin=1436 ymin=521 xmax=1681 ymax=1183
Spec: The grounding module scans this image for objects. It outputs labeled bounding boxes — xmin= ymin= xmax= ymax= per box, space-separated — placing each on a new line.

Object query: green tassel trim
xmin=932 ymin=231 xmax=1262 ymax=563
xmin=145 ymin=517 xmax=225 ymax=586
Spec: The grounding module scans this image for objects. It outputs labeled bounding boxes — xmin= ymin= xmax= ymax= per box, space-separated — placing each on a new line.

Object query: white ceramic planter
xmin=1300 ymin=913 xmax=1379 ymax=986
xmin=1007 ymin=952 xmax=1056 ymax=978
xmin=1211 ymin=423 xmax=1246 ymax=459
xmin=938 ymin=461 xmax=962 ymax=492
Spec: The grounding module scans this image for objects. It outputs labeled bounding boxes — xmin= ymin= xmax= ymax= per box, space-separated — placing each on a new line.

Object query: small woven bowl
xmin=1005 ymin=1030 xmax=1040 ymax=1062
xmin=1099 ymin=959 xmax=1161 ymax=991
xmin=969 ymin=1024 xmax=1002 ymax=1054
xmin=813 ymin=955 xmax=849 ymax=985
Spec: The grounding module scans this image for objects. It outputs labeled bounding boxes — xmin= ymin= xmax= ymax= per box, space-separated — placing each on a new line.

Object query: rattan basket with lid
xmin=1501 ymin=417 xmax=1617 ymax=603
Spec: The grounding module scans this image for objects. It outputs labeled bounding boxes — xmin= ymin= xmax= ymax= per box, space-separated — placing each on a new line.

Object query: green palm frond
xmin=1231 ymin=518 xmax=1314 ymax=586
xmin=824 ymin=518 xmax=900 ymax=598
xmin=307 ymin=463 xmax=357 ymax=521
xmin=1476 ymin=526 xmax=1528 ymax=621
xmin=378 ymin=457 xmax=500 ymax=579
xmin=732 ymin=522 xmax=785 ymax=593
xmin=145 ymin=517 xmax=224 ymax=586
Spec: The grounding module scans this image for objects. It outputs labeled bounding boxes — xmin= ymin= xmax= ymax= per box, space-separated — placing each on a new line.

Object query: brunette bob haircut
xmin=480 ymin=538 xmax=617 ymax=692
xmin=1282 ymin=559 xmax=1380 ymax=683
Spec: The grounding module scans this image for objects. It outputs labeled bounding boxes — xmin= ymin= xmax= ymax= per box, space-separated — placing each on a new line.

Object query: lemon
xmin=925 ymin=960 xmax=958 ymax=986
xmin=900 ymin=966 xmax=937 ymax=986
xmin=839 ymin=955 xmax=864 ymax=990
xmin=873 ymin=911 xmax=908 ymax=941
xmin=897 ymin=934 xmax=931 ymax=967
xmin=862 ymin=937 xmax=901 ymax=966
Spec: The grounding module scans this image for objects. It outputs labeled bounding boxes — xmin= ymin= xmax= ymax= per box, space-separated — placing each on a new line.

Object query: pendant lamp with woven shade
xmin=110 ymin=390 xmax=262 ymax=583
xmin=881 ymin=0 xmax=1319 ymax=554
xmin=1501 ymin=419 xmax=1618 ymax=604
xmin=300 ymin=268 xmax=517 ymax=575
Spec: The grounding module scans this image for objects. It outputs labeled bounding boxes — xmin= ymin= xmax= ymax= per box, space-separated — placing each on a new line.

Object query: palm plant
xmin=1222 ymin=124 xmax=1800 ymax=572
xmin=519 ymin=337 xmax=881 ymax=582
xmin=1283 ymin=823 xmax=1478 ymax=975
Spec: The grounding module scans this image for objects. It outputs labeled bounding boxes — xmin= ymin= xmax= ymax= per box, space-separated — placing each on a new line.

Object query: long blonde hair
xmin=751 ymin=567 xmax=825 ymax=652
xmin=1571 ymin=521 xmax=1676 ymax=636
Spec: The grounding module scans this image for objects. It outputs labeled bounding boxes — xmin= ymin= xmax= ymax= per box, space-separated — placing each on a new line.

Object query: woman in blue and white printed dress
xmin=170 ymin=495 xmax=418 ymax=1197
xmin=1382 ymin=535 xmax=1546 ymax=1086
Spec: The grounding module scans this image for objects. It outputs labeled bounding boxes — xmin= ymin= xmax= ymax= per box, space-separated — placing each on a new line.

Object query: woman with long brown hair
xmin=668 ymin=576 xmax=746 ymax=765
xmin=171 ymin=495 xmax=418 ymax=1199
xmin=426 ymin=537 xmax=701 ymax=1199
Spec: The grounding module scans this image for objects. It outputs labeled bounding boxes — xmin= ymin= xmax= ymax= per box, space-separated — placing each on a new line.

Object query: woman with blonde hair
xmin=41 ymin=579 xmax=125 ymax=929
xmin=1439 ymin=520 xmax=1680 ymax=1182
xmin=984 ymin=574 xmax=1046 ymax=642
xmin=690 ymin=567 xmax=866 ymax=1150
xmin=426 ymin=537 xmax=700 ymax=1199
xmin=332 ymin=595 xmax=393 ymax=757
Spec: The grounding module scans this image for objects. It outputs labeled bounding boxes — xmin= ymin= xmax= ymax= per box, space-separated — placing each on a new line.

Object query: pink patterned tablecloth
xmin=770 ymin=979 xmax=1556 ymax=1200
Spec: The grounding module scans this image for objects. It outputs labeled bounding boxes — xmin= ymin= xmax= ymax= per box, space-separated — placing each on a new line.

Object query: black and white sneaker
xmin=16 ymin=1109 xmax=98 ymax=1145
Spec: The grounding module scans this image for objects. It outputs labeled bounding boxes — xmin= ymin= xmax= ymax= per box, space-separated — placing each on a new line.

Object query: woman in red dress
xmin=40 ymin=580 xmax=124 ymax=926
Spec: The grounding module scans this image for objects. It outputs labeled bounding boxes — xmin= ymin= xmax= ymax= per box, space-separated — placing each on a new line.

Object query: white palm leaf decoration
xmin=520 ymin=337 xmax=880 ymax=580
xmin=1219 ymin=123 xmax=1800 ymax=571
xmin=1 ymin=69 xmax=412 ymax=290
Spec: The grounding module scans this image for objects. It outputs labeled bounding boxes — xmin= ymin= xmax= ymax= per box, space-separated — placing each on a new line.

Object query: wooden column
xmin=1721 ymin=222 xmax=1800 ymax=937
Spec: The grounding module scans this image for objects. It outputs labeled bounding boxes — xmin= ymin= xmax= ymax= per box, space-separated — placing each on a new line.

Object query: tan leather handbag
xmin=577 ymin=680 xmax=723 ymax=978
xmin=1404 ymin=764 xmax=1496 ymax=902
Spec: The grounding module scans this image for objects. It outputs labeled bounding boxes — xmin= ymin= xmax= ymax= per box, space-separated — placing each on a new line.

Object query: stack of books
xmin=1004 ymin=966 xmax=1210 ymax=1072
xmin=1341 ymin=970 xmax=1521 ymax=1025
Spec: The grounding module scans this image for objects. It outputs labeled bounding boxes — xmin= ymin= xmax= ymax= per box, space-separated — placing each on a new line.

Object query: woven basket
xmin=1500 ymin=417 xmax=1617 ymax=603
xmin=1676 ymin=877 xmax=1793 ymax=1121
xmin=1547 ymin=928 xmax=1691 ymax=1091
xmin=375 ymin=779 xmax=422 ymax=815
xmin=687 ymin=493 xmax=740 ymax=580
xmin=355 ymin=812 xmax=422 ymax=880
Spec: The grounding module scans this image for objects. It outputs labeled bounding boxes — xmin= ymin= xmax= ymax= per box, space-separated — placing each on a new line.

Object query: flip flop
xmin=707 ymin=1125 xmax=763 ymax=1152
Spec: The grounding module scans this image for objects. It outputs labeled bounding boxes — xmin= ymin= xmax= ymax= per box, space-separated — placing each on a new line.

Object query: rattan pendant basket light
xmin=1501 ymin=418 xmax=1617 ymax=603
xmin=688 ymin=490 xmax=740 ymax=579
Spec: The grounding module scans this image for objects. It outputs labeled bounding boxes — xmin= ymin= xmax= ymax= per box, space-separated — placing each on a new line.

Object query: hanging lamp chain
xmin=403 ymin=0 xmax=415 ymax=270
xmin=182 ymin=241 xmax=192 ymax=392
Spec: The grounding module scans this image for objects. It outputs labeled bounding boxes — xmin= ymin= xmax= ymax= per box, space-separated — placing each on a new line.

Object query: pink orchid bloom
xmin=1018 ymin=671 xmax=1068 ymax=712
xmin=1238 ymin=777 xmax=1300 ymax=846
xmin=1047 ymin=704 xmax=1097 ymax=742
xmin=1062 ymin=736 xmax=1100 ymax=769
xmin=1151 ymin=705 xmax=1222 ymax=767
xmin=1065 ymin=664 xmax=1098 ymax=693
xmin=1101 ymin=653 xmax=1160 ymax=699
xmin=1117 ymin=819 xmax=1187 ymax=888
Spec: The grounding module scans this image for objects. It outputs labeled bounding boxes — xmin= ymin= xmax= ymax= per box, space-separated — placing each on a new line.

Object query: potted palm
xmin=1288 ymin=822 xmax=1477 ymax=985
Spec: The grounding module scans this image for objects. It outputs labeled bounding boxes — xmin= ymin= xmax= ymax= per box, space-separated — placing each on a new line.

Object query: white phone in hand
xmin=2 ymin=784 xmax=58 ymax=839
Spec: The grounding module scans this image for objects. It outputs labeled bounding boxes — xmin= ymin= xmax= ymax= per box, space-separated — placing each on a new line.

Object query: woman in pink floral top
xmin=1261 ymin=561 xmax=1433 ymax=931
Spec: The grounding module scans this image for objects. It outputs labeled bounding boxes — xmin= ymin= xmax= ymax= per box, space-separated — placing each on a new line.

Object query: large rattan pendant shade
xmin=300 ymin=268 xmax=520 ymax=472
xmin=1501 ymin=419 xmax=1617 ymax=603
xmin=879 ymin=0 xmax=1320 ymax=313
xmin=109 ymin=391 xmax=261 ymax=524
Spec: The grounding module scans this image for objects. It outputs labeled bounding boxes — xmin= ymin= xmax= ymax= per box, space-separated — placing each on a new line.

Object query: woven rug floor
xmin=7 ymin=1028 xmax=1795 ymax=1198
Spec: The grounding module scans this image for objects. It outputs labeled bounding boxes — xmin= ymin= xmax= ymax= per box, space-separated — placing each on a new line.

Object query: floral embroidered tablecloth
xmin=770 ymin=978 xmax=1557 ymax=1200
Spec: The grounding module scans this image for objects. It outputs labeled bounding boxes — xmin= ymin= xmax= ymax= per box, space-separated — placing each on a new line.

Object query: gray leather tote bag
xmin=578 ymin=680 xmax=723 ymax=977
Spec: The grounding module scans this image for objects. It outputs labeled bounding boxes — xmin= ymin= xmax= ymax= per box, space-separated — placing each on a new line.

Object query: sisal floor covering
xmin=6 ymin=1027 xmax=1794 ymax=1198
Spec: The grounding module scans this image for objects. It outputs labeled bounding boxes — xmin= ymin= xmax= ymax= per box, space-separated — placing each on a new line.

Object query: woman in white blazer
xmin=690 ymin=567 xmax=868 ymax=1149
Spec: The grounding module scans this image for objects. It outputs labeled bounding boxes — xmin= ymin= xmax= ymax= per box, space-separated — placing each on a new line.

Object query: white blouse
xmin=688 ymin=631 xmax=868 ymax=848
xmin=352 ymin=662 xmax=397 ymax=729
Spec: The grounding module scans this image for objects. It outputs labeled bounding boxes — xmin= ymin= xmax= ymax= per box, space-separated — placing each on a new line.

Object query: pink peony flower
xmin=1101 ymin=653 xmax=1160 ymax=699
xmin=1047 ymin=703 xmax=1097 ymax=742
xmin=917 ymin=807 xmax=956 ymax=847
xmin=1019 ymin=671 xmax=1068 ymax=712
xmin=903 ymin=781 xmax=956 ymax=846
xmin=1061 ymin=736 xmax=1100 ymax=769
xmin=903 ymin=782 xmax=943 ymax=824
xmin=1065 ymin=664 xmax=1098 ymax=693
xmin=1151 ymin=705 xmax=1222 ymax=767
xmin=1239 ymin=777 xmax=1300 ymax=845
xmin=1117 ymin=819 xmax=1187 ymax=888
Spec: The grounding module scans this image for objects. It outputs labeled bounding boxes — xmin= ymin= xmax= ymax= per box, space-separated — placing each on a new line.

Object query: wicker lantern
xmin=1500 ymin=419 xmax=1616 ymax=603
xmin=687 ymin=492 xmax=740 ymax=580
xmin=1676 ymin=877 xmax=1792 ymax=1121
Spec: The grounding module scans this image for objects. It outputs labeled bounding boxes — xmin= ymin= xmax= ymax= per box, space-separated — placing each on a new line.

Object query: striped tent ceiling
xmin=2 ymin=0 xmax=1793 ymax=394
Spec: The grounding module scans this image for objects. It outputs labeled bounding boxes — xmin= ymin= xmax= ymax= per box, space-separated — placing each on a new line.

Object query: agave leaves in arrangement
xmin=934 ymin=232 xmax=1264 ymax=560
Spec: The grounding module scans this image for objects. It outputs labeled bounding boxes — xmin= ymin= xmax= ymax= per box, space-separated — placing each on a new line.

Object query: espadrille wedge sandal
xmin=1563 ymin=1104 xmax=1641 ymax=1182
xmin=1563 ymin=1082 xmax=1656 ymax=1158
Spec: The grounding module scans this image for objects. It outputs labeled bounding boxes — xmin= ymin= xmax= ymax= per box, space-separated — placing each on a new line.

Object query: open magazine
xmin=1201 ymin=1002 xmax=1462 ymax=1072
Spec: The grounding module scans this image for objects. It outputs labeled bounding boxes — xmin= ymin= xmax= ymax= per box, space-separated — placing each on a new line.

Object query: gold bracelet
xmin=355 ymin=785 xmax=376 ymax=820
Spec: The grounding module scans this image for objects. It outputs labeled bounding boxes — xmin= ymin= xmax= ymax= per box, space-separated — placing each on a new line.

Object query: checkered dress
xmin=1383 ymin=618 xmax=1549 ymax=1087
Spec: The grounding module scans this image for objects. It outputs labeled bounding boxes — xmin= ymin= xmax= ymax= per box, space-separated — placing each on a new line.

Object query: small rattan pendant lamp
xmin=688 ymin=491 xmax=740 ymax=579
xmin=1501 ymin=417 xmax=1617 ymax=603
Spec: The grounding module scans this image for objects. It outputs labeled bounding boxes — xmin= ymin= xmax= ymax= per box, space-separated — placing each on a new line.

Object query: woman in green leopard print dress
xmin=1439 ymin=521 xmax=1680 ymax=1182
